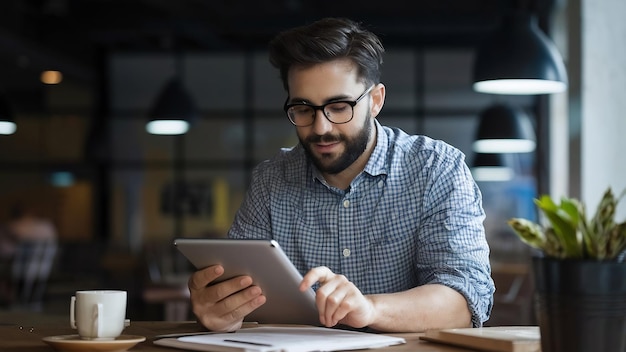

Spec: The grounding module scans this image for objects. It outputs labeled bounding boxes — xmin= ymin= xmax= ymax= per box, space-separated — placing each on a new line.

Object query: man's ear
xmin=370 ymin=83 xmax=386 ymax=118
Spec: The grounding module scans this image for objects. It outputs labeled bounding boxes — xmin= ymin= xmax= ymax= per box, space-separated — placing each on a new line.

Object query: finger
xmin=189 ymin=273 xmax=257 ymax=331
xmin=316 ymin=276 xmax=351 ymax=326
xmin=324 ymin=289 xmax=349 ymax=327
xmin=209 ymin=285 xmax=266 ymax=322
xmin=188 ymin=265 xmax=224 ymax=291
xmin=189 ymin=266 xmax=228 ymax=315
xmin=300 ymin=266 xmax=335 ymax=325
xmin=206 ymin=290 xmax=266 ymax=332
xmin=220 ymin=286 xmax=267 ymax=321
xmin=195 ymin=283 xmax=266 ymax=332
xmin=327 ymin=289 xmax=355 ymax=326
xmin=300 ymin=266 xmax=333 ymax=291
xmin=211 ymin=276 xmax=254 ymax=302
xmin=215 ymin=281 xmax=260 ymax=315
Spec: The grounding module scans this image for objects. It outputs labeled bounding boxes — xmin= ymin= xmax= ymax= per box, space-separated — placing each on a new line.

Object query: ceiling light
xmin=41 ymin=70 xmax=63 ymax=84
xmin=0 ymin=93 xmax=16 ymax=135
xmin=473 ymin=103 xmax=536 ymax=153
xmin=471 ymin=153 xmax=515 ymax=182
xmin=146 ymin=120 xmax=190 ymax=135
xmin=473 ymin=12 xmax=568 ymax=95
xmin=0 ymin=121 xmax=16 ymax=135
xmin=50 ymin=171 xmax=75 ymax=187
xmin=146 ymin=77 xmax=197 ymax=135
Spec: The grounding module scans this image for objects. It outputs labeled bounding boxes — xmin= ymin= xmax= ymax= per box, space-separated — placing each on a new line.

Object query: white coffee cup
xmin=70 ymin=290 xmax=128 ymax=340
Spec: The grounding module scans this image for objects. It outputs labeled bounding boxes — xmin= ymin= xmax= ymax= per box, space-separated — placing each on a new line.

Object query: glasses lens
xmin=287 ymin=105 xmax=314 ymax=126
xmin=324 ymin=102 xmax=353 ymax=123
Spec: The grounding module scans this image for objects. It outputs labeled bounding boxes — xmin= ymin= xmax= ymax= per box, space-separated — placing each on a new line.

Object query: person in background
xmin=5 ymin=203 xmax=57 ymax=309
xmin=189 ymin=17 xmax=494 ymax=332
xmin=7 ymin=204 xmax=57 ymax=244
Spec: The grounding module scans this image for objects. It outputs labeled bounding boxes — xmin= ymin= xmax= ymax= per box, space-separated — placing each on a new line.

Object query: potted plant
xmin=508 ymin=187 xmax=626 ymax=352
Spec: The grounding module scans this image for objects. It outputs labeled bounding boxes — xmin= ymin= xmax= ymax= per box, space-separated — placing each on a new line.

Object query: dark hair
xmin=268 ymin=17 xmax=385 ymax=91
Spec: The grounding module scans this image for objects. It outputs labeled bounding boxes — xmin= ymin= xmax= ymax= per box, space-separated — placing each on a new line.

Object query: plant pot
xmin=532 ymin=256 xmax=626 ymax=352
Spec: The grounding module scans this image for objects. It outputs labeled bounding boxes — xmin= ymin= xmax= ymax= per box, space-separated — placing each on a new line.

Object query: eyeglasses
xmin=284 ymin=85 xmax=374 ymax=127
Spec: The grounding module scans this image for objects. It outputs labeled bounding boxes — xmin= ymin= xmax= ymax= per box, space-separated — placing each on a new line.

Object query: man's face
xmin=286 ymin=59 xmax=374 ymax=175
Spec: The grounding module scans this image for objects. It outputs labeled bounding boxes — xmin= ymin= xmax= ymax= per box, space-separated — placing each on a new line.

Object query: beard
xmin=300 ymin=111 xmax=372 ymax=175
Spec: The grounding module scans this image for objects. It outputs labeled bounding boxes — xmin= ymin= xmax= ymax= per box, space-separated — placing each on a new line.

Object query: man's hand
xmin=188 ymin=265 xmax=266 ymax=332
xmin=299 ymin=266 xmax=375 ymax=328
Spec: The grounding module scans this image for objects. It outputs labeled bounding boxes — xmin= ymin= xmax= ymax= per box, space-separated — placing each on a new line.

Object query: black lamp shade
xmin=473 ymin=13 xmax=568 ymax=95
xmin=146 ymin=78 xmax=198 ymax=135
xmin=473 ymin=103 xmax=536 ymax=153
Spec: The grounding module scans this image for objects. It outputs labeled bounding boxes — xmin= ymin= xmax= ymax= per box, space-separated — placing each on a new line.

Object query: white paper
xmin=179 ymin=326 xmax=405 ymax=352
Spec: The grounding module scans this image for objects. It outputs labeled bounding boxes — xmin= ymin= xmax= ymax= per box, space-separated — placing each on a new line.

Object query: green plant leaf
xmin=591 ymin=188 xmax=616 ymax=238
xmin=579 ymin=203 xmax=597 ymax=258
xmin=509 ymin=187 xmax=626 ymax=260
xmin=544 ymin=227 xmax=565 ymax=258
xmin=559 ymin=198 xmax=581 ymax=225
xmin=535 ymin=196 xmax=582 ymax=258
xmin=608 ymin=221 xmax=626 ymax=259
xmin=507 ymin=218 xmax=545 ymax=250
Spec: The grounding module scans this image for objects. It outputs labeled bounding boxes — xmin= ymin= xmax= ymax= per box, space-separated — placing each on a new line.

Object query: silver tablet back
xmin=174 ymin=238 xmax=320 ymax=325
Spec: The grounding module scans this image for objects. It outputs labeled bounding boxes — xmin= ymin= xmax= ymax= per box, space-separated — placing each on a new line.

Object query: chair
xmin=487 ymin=261 xmax=534 ymax=326
xmin=10 ymin=240 xmax=58 ymax=311
xmin=141 ymin=241 xmax=191 ymax=321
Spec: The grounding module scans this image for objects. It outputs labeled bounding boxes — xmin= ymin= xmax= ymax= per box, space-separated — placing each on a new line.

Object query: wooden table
xmin=1 ymin=314 xmax=474 ymax=351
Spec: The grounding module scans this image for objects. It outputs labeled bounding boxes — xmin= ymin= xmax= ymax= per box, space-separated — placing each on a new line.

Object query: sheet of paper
xmin=177 ymin=326 xmax=405 ymax=352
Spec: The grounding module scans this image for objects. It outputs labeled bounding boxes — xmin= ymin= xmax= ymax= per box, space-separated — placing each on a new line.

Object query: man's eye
xmin=290 ymin=105 xmax=312 ymax=114
xmin=326 ymin=102 xmax=349 ymax=113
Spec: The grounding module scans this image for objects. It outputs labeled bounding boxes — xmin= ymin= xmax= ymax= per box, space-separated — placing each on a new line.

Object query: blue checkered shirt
xmin=228 ymin=121 xmax=495 ymax=327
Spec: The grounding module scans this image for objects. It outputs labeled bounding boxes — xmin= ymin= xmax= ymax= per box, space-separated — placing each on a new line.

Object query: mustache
xmin=305 ymin=134 xmax=342 ymax=144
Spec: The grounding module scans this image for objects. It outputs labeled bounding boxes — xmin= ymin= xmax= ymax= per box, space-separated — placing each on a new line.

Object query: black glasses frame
xmin=284 ymin=85 xmax=374 ymax=127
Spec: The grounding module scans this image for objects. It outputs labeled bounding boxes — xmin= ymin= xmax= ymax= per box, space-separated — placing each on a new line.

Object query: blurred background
xmin=0 ymin=0 xmax=624 ymax=326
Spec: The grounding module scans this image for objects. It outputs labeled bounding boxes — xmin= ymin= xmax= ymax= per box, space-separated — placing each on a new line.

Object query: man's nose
xmin=311 ymin=109 xmax=332 ymax=135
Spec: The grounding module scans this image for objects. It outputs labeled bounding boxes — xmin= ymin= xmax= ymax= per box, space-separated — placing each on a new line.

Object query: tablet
xmin=173 ymin=238 xmax=320 ymax=325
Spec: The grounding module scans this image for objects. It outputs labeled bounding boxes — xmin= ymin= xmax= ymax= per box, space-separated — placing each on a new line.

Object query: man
xmin=189 ymin=17 xmax=494 ymax=333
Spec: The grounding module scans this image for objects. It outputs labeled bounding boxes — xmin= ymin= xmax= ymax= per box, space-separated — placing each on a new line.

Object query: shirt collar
xmin=363 ymin=120 xmax=389 ymax=177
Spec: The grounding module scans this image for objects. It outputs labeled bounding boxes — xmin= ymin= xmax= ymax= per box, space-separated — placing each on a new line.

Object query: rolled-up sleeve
xmin=416 ymin=149 xmax=495 ymax=327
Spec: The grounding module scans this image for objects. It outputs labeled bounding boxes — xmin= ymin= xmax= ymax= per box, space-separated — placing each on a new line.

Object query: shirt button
xmin=343 ymin=200 xmax=350 ymax=208
xmin=378 ymin=180 xmax=384 ymax=188
xmin=342 ymin=248 xmax=351 ymax=257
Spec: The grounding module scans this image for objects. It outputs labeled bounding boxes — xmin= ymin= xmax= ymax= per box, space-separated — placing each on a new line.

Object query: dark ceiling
xmin=0 ymin=0 xmax=557 ymax=102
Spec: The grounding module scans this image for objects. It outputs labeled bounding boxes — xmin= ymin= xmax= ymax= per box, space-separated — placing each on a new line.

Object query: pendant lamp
xmin=0 ymin=93 xmax=17 ymax=135
xmin=473 ymin=12 xmax=568 ymax=95
xmin=471 ymin=153 xmax=515 ymax=182
xmin=146 ymin=77 xmax=197 ymax=135
xmin=473 ymin=103 xmax=536 ymax=153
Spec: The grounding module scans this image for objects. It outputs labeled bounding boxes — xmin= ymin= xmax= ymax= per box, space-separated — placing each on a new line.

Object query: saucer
xmin=42 ymin=334 xmax=146 ymax=352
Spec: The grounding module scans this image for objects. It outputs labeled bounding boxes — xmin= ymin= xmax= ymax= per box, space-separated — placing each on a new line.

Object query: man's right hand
xmin=188 ymin=265 xmax=267 ymax=332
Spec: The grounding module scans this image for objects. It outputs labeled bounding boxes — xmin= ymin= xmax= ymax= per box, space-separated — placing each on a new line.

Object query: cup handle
xmin=70 ymin=296 xmax=77 ymax=329
xmin=94 ymin=303 xmax=103 ymax=338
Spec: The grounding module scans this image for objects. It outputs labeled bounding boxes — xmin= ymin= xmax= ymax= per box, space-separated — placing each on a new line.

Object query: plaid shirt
xmin=228 ymin=120 xmax=494 ymax=327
